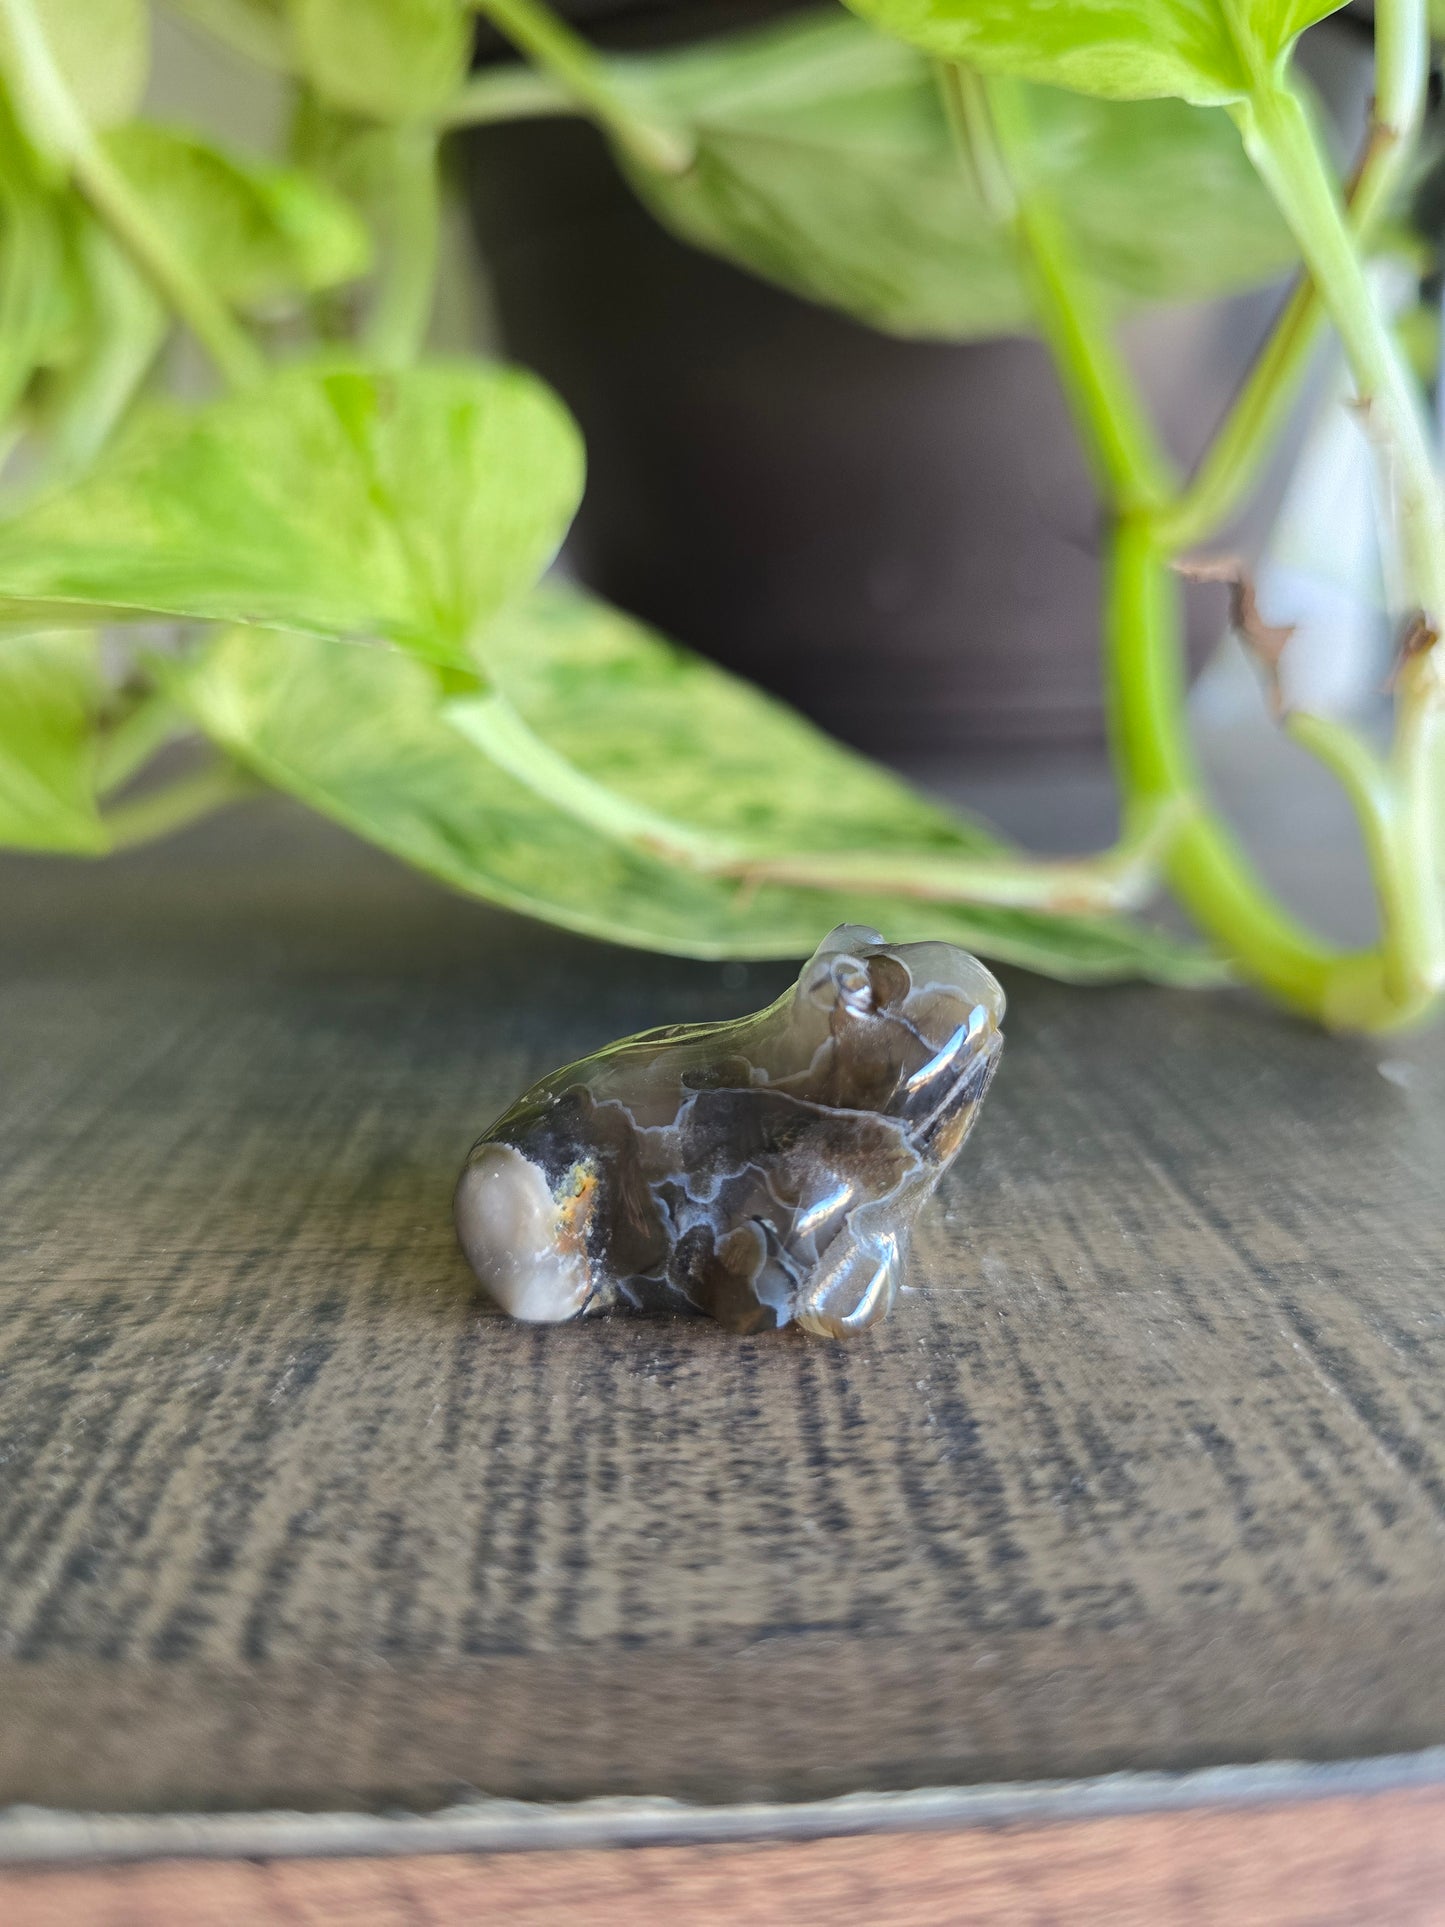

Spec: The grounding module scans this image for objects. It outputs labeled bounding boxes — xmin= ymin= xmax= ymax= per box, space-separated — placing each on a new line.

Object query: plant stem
xmin=0 ymin=0 xmax=265 ymax=389
xmin=1109 ymin=539 xmax=1429 ymax=1027
xmin=1153 ymin=273 xmax=1325 ymax=555
xmin=941 ymin=66 xmax=1174 ymax=514
xmin=1107 ymin=520 xmax=1362 ymax=1017
xmin=101 ymin=760 xmax=251 ymax=850
xmin=939 ymin=52 xmax=1440 ymax=1029
xmin=1367 ymin=0 xmax=1429 ymax=219
xmin=1235 ymin=84 xmax=1445 ymax=634
xmin=944 ymin=59 xmax=1320 ymax=993
xmin=441 ymin=66 xmax=577 ymax=129
xmin=473 ymin=0 xmax=692 ymax=174
xmin=76 ymin=142 xmax=266 ymax=389
xmin=1108 ymin=524 xmax=1439 ymax=1029
xmin=449 ymin=683 xmax=1176 ymax=915
xmin=1153 ymin=3 xmax=1423 ymax=553
xmin=1283 ymin=708 xmax=1413 ymax=994
xmin=365 ymin=128 xmax=440 ymax=367
xmin=446 ymin=689 xmax=733 ymax=867
xmin=1234 ymin=73 xmax=1445 ymax=1008
xmin=712 ymin=805 xmax=1177 ymax=916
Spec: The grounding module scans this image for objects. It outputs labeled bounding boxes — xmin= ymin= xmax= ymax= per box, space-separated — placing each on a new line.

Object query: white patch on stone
xmin=454 ymin=1143 xmax=590 ymax=1323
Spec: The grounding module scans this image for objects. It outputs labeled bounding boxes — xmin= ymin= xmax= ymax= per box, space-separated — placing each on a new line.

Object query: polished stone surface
xmin=456 ymin=927 xmax=1004 ymax=1334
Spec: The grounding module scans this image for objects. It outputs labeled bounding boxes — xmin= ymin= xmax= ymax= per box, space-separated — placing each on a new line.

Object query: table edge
xmin=2 ymin=1744 xmax=1443 ymax=1869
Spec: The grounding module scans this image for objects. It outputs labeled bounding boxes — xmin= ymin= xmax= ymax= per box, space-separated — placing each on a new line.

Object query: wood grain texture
xmin=0 ymin=798 xmax=1443 ymax=1812
xmin=4 ymin=1789 xmax=1445 ymax=1924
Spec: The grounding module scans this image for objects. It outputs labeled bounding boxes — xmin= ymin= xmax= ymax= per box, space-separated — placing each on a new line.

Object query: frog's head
xmin=791 ymin=924 xmax=1005 ymax=1150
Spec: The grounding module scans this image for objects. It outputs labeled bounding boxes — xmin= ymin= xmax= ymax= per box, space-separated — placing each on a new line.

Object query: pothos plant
xmin=0 ymin=0 xmax=1440 ymax=1030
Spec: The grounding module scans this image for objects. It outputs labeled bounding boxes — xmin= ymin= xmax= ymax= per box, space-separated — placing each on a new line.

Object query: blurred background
xmin=157 ymin=5 xmax=1396 ymax=735
xmin=148 ymin=0 xmax=1402 ymax=943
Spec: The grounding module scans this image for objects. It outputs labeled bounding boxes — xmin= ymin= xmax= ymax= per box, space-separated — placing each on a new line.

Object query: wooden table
xmin=2 ymin=774 xmax=1443 ymax=1920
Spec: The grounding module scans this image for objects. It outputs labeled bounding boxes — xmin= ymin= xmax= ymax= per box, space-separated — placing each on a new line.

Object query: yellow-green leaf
xmin=840 ymin=0 xmax=1346 ymax=106
xmin=0 ymin=0 xmax=148 ymax=168
xmin=291 ymin=0 xmax=471 ymax=120
xmin=611 ymin=12 xmax=1299 ymax=339
xmin=169 ymin=590 xmax=1225 ymax=986
xmin=0 ymin=630 xmax=107 ymax=852
xmin=103 ymin=123 xmax=372 ymax=309
xmin=0 ymin=361 xmax=585 ymax=669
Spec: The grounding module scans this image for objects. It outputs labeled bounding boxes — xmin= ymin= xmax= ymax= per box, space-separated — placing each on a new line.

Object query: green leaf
xmin=0 ymin=174 xmax=83 ymax=417
xmin=839 ymin=0 xmax=1345 ymax=106
xmin=0 ymin=98 xmax=104 ymax=427
xmin=0 ymin=630 xmax=107 ymax=852
xmin=288 ymin=95 xmax=420 ymax=275
xmin=101 ymin=123 xmax=372 ymax=309
xmin=0 ymin=361 xmax=586 ymax=667
xmin=0 ymin=0 xmax=149 ymax=166
xmin=291 ymin=0 xmax=472 ymax=120
xmin=32 ymin=220 xmax=167 ymax=476
xmin=31 ymin=0 xmax=148 ymax=127
xmin=611 ymin=13 xmax=1299 ymax=340
xmin=472 ymin=584 xmax=1000 ymax=858
xmin=288 ymin=98 xmax=439 ymax=355
xmin=290 ymin=89 xmax=406 ymax=218
xmin=0 ymin=97 xmax=155 ymax=474
xmin=169 ymin=591 xmax=1223 ymax=986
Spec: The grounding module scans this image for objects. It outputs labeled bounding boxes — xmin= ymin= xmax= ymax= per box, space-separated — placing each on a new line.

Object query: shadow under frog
xmin=454 ymin=925 xmax=1005 ymax=1337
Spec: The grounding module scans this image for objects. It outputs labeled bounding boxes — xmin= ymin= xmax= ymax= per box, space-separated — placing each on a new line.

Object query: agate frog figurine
xmin=454 ymin=925 xmax=1004 ymax=1336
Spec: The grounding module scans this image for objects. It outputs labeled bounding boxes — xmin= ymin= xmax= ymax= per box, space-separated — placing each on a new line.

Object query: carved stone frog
xmin=454 ymin=925 xmax=1004 ymax=1336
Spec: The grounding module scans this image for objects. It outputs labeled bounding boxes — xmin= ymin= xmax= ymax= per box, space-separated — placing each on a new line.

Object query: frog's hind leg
xmin=794 ymin=1219 xmax=905 ymax=1337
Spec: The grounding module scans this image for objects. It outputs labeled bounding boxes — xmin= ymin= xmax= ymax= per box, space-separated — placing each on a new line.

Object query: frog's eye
xmin=802 ymin=951 xmax=863 ymax=1010
xmin=806 ymin=950 xmax=912 ymax=1016
xmin=832 ymin=955 xmax=872 ymax=1013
